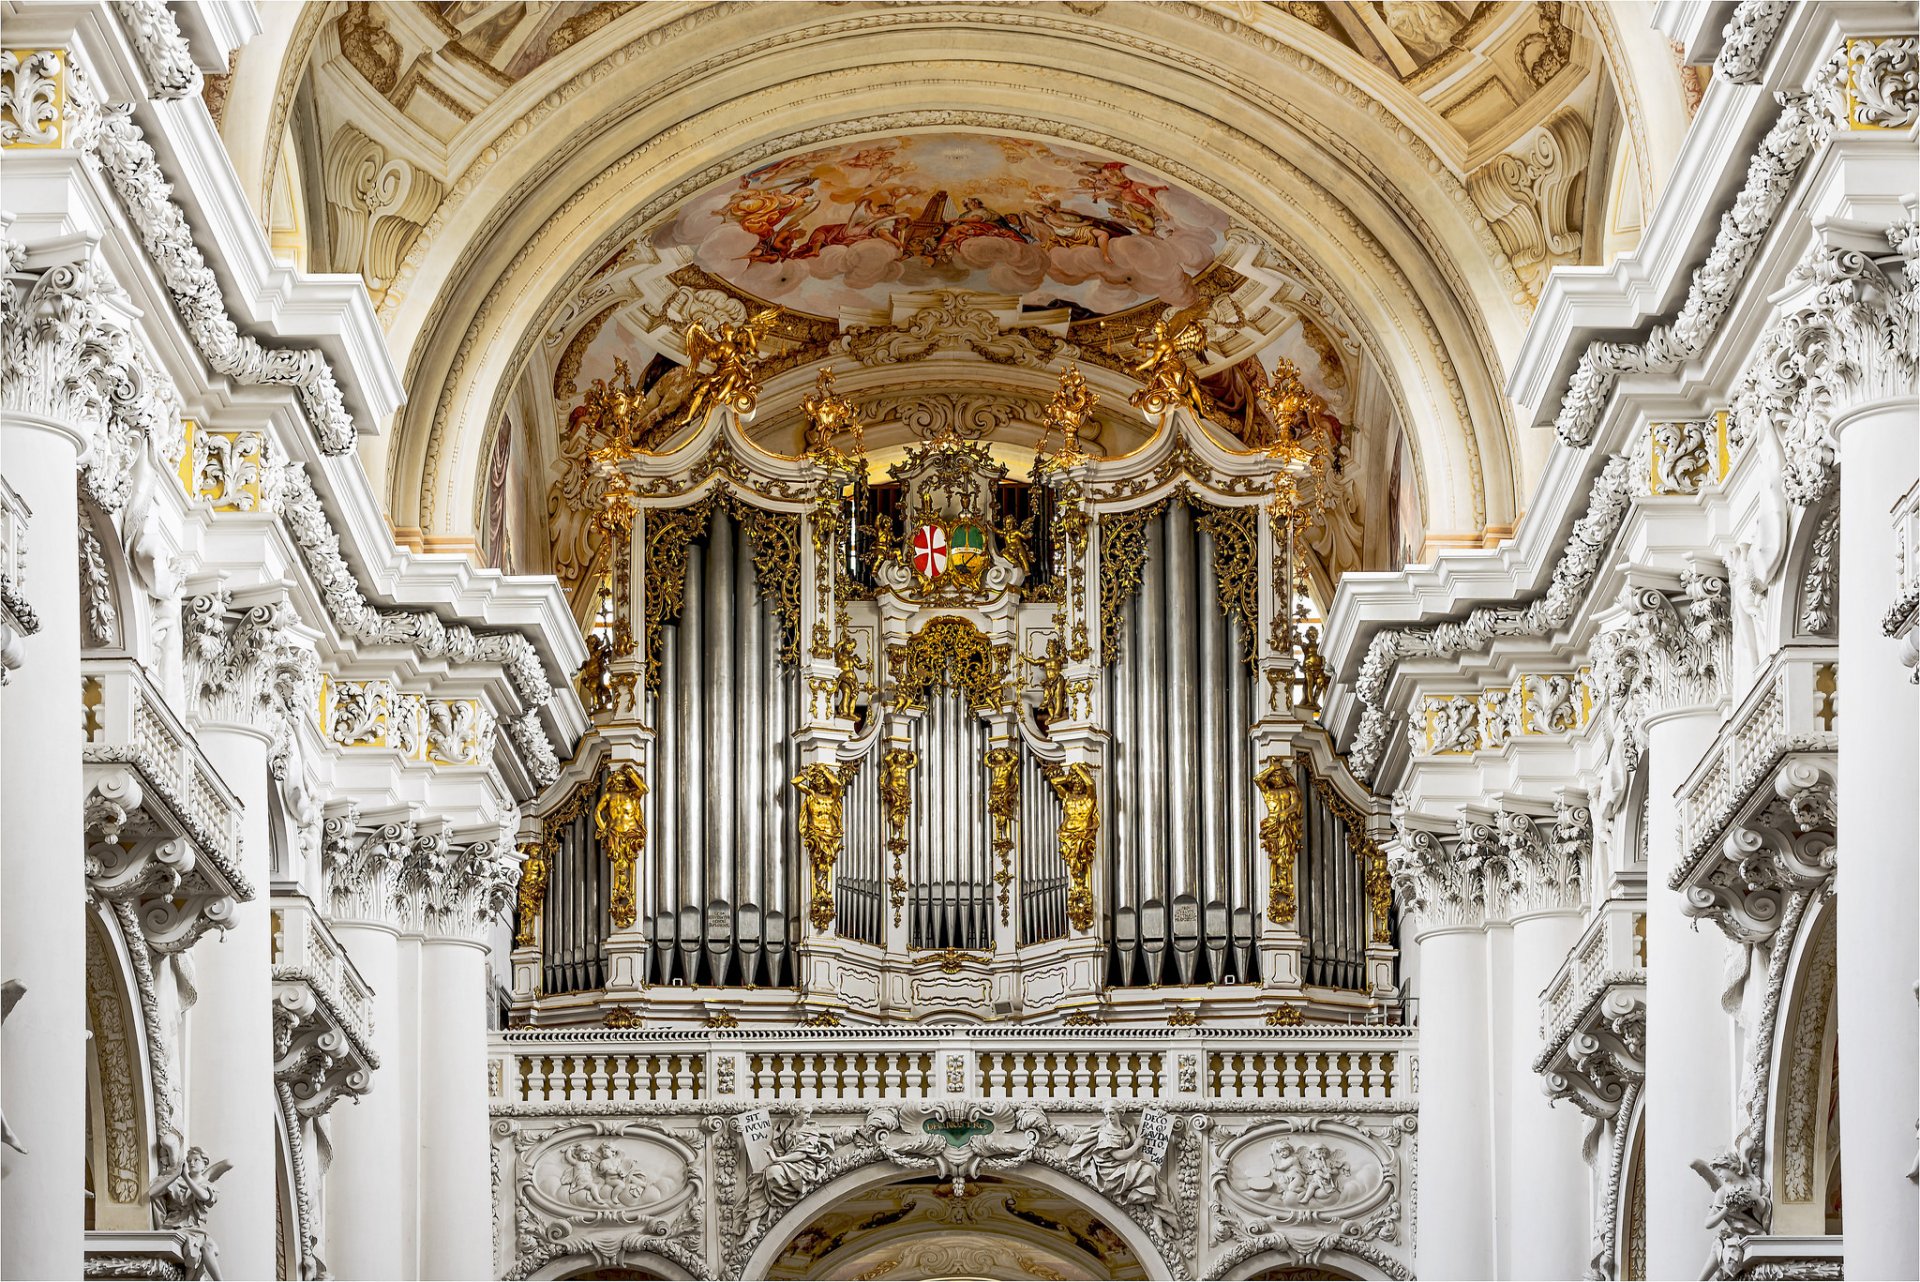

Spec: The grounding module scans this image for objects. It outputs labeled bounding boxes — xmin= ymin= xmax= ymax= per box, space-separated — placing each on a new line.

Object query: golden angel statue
xmin=830 ymin=631 xmax=871 ymax=723
xmin=594 ymin=763 xmax=648 ymax=928
xmin=1126 ymin=311 xmax=1209 ymax=418
xmin=677 ymin=308 xmax=778 ymax=430
xmin=794 ymin=762 xmax=860 ymax=931
xmin=997 ymin=514 xmax=1032 ymax=576
xmin=1254 ymin=758 xmax=1303 ymax=924
xmin=1044 ymin=761 xmax=1100 ymax=930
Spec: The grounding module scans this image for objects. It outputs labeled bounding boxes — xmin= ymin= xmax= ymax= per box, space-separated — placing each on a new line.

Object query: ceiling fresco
xmin=653 ymin=133 xmax=1230 ymax=319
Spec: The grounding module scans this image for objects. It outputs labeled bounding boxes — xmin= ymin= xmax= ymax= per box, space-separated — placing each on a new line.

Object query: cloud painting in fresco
xmin=657 ymin=133 xmax=1228 ymax=317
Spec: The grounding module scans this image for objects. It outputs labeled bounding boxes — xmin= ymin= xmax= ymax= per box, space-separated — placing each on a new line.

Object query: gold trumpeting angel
xmin=1126 ymin=306 xmax=1209 ymax=418
xmin=677 ymin=308 xmax=779 ymax=430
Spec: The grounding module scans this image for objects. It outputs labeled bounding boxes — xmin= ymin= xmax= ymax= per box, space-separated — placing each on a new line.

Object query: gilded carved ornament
xmin=1255 ymin=758 xmax=1303 ymax=926
xmin=886 ymin=616 xmax=1012 ymax=714
xmin=985 ymin=745 xmax=1020 ymax=924
xmin=880 ymin=747 xmax=916 ymax=922
xmin=794 ymin=762 xmax=859 ymax=933
xmin=594 ymin=764 xmax=648 ymax=931
xmin=513 ymin=840 xmax=549 ymax=949
xmin=1042 ymin=761 xmax=1100 ymax=932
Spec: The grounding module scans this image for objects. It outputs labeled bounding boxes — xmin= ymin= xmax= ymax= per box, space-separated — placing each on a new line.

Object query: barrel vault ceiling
xmin=214 ymin=0 xmax=1701 ymax=588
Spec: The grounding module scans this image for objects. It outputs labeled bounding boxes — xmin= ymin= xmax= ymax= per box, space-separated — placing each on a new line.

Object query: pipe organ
xmin=516 ymin=348 xmax=1397 ymax=1026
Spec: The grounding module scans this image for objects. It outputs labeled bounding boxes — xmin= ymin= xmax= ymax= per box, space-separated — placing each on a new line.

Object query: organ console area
xmin=512 ymin=325 xmax=1399 ymax=1027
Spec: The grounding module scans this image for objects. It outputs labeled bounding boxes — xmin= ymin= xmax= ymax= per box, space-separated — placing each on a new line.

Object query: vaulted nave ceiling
xmin=218 ymin=0 xmax=1697 ymax=594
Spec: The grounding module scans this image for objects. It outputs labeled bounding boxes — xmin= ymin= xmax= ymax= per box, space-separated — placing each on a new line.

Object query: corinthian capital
xmin=181 ymin=590 xmax=319 ymax=734
xmin=1388 ymin=814 xmax=1486 ymax=935
xmin=1498 ymin=801 xmax=1587 ymax=918
xmin=1734 ymin=226 xmax=1920 ymax=508
xmin=420 ymin=838 xmax=520 ymax=942
xmin=1592 ymin=568 xmax=1732 ymax=743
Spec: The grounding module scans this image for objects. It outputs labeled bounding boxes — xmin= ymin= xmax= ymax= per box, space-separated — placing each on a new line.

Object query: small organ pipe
xmin=737 ymin=527 xmax=762 ymax=928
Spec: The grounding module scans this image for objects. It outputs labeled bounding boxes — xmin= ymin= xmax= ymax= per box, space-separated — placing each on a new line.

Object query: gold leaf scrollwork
xmin=1043 ymin=761 xmax=1099 ymax=932
xmin=1255 ymin=757 xmax=1303 ymax=925
xmin=594 ymin=763 xmax=647 ymax=931
xmin=794 ymin=761 xmax=860 ymax=933
xmin=1097 ymin=499 xmax=1168 ymax=664
xmin=1100 ymin=494 xmax=1260 ymax=665
xmin=886 ymin=616 xmax=1012 ymax=713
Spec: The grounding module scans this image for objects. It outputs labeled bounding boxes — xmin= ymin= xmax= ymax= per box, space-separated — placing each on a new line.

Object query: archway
xmin=746 ymin=1166 xmax=1169 ymax=1281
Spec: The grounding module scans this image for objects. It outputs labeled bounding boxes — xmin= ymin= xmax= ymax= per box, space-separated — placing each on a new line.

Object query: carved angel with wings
xmin=1126 ymin=307 xmax=1210 ymax=418
xmin=677 ymin=308 xmax=779 ymax=430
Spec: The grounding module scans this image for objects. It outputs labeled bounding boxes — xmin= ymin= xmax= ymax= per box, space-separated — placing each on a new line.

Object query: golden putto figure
xmin=1254 ymin=757 xmax=1303 ymax=925
xmin=1126 ymin=314 xmax=1208 ymax=418
xmin=831 ymin=631 xmax=871 ymax=723
xmin=985 ymin=746 xmax=1020 ymax=837
xmin=1044 ymin=761 xmax=1100 ymax=931
xmin=678 ymin=308 xmax=778 ymax=430
xmin=794 ymin=762 xmax=860 ymax=931
xmin=514 ymin=843 xmax=549 ymax=947
xmin=594 ymin=763 xmax=649 ymax=929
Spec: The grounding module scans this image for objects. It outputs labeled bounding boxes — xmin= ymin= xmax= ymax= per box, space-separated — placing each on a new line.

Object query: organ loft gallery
xmin=0 ymin=1 xmax=1915 ymax=1279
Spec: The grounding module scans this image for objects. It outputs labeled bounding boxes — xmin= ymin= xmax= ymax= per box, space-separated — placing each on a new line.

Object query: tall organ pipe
xmin=707 ymin=518 xmax=735 ymax=982
xmin=1105 ymin=504 xmax=1262 ymax=987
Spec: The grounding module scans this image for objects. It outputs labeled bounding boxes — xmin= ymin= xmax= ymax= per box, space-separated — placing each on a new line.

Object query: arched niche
xmin=83 ymin=909 xmax=157 ymax=1231
xmin=528 ymin=1251 xmax=692 ymax=1280
xmin=1767 ymin=894 xmax=1841 ymax=1235
xmin=743 ymin=1163 xmax=1171 ymax=1282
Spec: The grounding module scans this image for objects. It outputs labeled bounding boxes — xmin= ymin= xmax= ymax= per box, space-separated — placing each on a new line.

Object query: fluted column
xmin=1834 ymin=395 xmax=1920 ymax=1280
xmin=1391 ymin=827 xmax=1494 ymax=1279
xmin=182 ymin=592 xmax=314 ymax=1282
xmin=412 ymin=837 xmax=517 ymax=1280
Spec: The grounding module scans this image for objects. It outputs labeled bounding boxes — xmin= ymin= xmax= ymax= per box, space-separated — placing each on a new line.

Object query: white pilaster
xmin=1508 ymin=908 xmax=1591 ymax=1278
xmin=1415 ymin=926 xmax=1494 ymax=1277
xmin=1834 ymin=397 xmax=1920 ymax=1281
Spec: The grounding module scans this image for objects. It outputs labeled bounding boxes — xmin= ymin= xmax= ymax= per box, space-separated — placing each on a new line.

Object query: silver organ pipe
xmin=706 ymin=518 xmax=735 ymax=982
xmin=1020 ymin=746 xmax=1067 ymax=943
xmin=1105 ymin=502 xmax=1261 ymax=986
xmin=617 ymin=510 xmax=804 ymax=988
xmin=836 ymin=733 xmax=884 ymax=946
xmin=541 ymin=798 xmax=610 ymax=994
xmin=737 ymin=543 xmax=764 ymax=976
xmin=1297 ymin=768 xmax=1370 ymax=990
xmin=907 ymin=692 xmax=992 ymax=950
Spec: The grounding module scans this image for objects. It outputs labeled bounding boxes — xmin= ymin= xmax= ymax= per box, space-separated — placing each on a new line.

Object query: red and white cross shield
xmin=911 ymin=524 xmax=948 ymax=577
